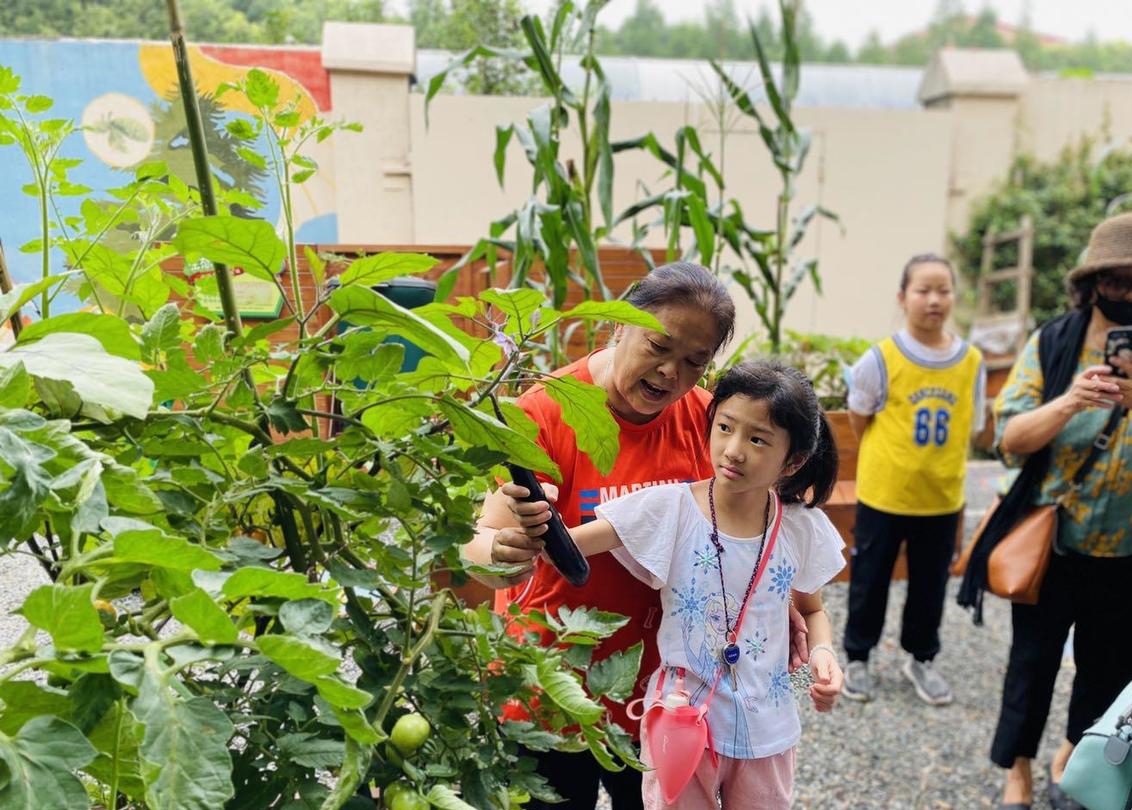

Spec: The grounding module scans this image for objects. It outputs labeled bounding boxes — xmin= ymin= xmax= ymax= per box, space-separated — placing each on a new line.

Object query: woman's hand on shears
xmin=490 ymin=483 xmax=561 ymax=575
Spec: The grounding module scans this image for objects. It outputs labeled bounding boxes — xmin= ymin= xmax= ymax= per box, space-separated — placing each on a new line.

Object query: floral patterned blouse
xmin=995 ymin=329 xmax=1132 ymax=557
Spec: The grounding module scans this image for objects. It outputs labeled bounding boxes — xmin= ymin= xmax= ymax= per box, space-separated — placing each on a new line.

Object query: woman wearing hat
xmin=978 ymin=213 xmax=1132 ymax=810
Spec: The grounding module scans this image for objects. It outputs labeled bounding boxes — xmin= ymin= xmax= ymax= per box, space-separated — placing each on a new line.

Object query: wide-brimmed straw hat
xmin=1068 ymin=212 xmax=1132 ymax=282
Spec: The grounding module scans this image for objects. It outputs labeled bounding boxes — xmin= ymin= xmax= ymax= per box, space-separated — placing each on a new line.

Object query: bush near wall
xmin=951 ymin=139 xmax=1132 ymax=326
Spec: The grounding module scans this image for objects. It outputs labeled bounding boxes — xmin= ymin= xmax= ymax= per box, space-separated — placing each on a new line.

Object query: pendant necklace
xmin=707 ymin=477 xmax=771 ymax=691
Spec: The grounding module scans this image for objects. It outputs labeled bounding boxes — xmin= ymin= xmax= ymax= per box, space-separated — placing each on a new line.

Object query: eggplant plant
xmin=0 ymin=56 xmax=651 ymax=810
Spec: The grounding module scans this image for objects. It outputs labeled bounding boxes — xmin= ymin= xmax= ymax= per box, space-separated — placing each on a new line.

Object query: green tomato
xmin=389 ymin=790 xmax=429 ymax=810
xmin=382 ymin=781 xmax=410 ymax=808
xmin=390 ymin=713 xmax=431 ymax=755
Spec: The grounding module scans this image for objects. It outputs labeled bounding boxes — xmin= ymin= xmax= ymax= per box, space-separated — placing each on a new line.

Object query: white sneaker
xmin=841 ymin=660 xmax=874 ymax=702
xmin=902 ymin=658 xmax=953 ymax=706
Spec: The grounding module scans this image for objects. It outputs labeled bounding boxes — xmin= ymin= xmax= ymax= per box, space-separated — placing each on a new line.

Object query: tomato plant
xmin=0 ymin=51 xmax=653 ymax=810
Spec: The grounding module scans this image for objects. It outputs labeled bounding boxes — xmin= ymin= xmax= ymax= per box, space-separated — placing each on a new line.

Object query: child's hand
xmin=491 ymin=527 xmax=546 ymax=573
xmin=501 ymin=482 xmax=560 ymax=531
xmin=808 ymin=646 xmax=842 ymax=712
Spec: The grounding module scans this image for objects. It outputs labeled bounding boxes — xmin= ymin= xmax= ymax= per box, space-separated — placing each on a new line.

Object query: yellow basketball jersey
xmin=855 ymin=335 xmax=983 ymax=516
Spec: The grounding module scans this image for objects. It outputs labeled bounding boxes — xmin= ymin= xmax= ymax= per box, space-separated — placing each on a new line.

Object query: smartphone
xmin=489 ymin=396 xmax=590 ymax=587
xmin=1105 ymin=327 xmax=1132 ymax=379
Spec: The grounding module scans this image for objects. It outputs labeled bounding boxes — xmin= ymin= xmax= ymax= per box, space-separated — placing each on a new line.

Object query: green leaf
xmin=132 ymin=659 xmax=235 ymax=809
xmin=20 ymin=583 xmax=104 ymax=653
xmin=554 ymin=606 xmax=631 ymax=644
xmin=169 ymin=589 xmax=237 ymax=645
xmin=24 ymin=95 xmax=53 ymax=113
xmin=586 ymin=642 xmax=642 ymax=702
xmin=335 ymin=335 xmax=403 ymax=383
xmin=0 ymin=682 xmax=72 ymax=736
xmin=438 ymin=397 xmax=559 ymax=479
xmin=540 ymin=376 xmax=619 ymax=476
xmin=499 ymin=721 xmax=559 ymax=752
xmin=68 ymin=673 xmax=120 ymax=734
xmin=581 ymin=724 xmax=623 ymax=772
xmin=338 ymin=253 xmax=438 ymax=287
xmin=17 ymin=313 xmax=140 ymax=360
xmin=111 ymin=525 xmax=224 ymax=572
xmin=0 ymin=274 xmax=68 ymax=323
xmin=221 ymin=567 xmax=340 ymax=605
xmin=554 ymin=300 xmax=666 ymax=333
xmin=0 ymin=716 xmax=97 ymax=810
xmin=686 ymin=193 xmax=715 ymax=268
xmin=265 ymin=399 xmax=309 ymax=435
xmin=277 ymin=733 xmax=345 ymax=769
xmin=258 ymin=635 xmax=340 ymax=680
xmin=173 ymin=216 xmax=286 ymax=284
xmin=534 ymin=660 xmax=604 ymax=725
xmin=279 ymin=599 xmax=335 ymax=636
xmin=0 ymin=332 xmax=154 ymax=420
xmin=313 ymin=676 xmax=373 ymax=711
xmin=479 ymin=288 xmax=545 ymax=336
xmin=427 ymin=784 xmax=479 ymax=810
xmin=318 ymin=736 xmax=371 ymax=810
xmin=244 ymin=68 xmax=280 ymax=109
xmin=329 ymin=286 xmax=468 ymax=371
xmin=140 ymin=304 xmax=182 ymax=362
xmin=0 ymin=361 xmax=30 ymax=409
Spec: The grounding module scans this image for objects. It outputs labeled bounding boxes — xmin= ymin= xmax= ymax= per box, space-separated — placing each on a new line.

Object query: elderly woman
xmin=964 ymin=213 xmax=1132 ymax=810
xmin=462 ymin=262 xmax=808 ymax=810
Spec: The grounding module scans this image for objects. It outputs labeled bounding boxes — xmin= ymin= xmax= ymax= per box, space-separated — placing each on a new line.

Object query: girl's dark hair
xmin=900 ymin=253 xmax=956 ymax=291
xmin=1070 ymin=274 xmax=1098 ymax=311
xmin=625 ymin=262 xmax=736 ymax=353
xmin=706 ymin=359 xmax=839 ymax=507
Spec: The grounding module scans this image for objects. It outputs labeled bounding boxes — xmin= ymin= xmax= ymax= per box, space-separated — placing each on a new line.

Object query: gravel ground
xmin=0 ymin=462 xmax=1077 ymax=808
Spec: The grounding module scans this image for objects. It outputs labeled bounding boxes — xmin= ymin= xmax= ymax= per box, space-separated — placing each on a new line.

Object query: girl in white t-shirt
xmin=494 ymin=360 xmax=846 ymax=810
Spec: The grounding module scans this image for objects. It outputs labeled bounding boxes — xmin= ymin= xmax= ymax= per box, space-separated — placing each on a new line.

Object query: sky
xmin=520 ymin=0 xmax=1132 ymax=48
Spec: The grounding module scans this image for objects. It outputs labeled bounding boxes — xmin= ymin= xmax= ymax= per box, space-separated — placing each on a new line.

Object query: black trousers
xmin=990 ymin=548 xmax=1132 ymax=768
xmin=522 ymin=746 xmax=643 ymax=810
xmin=843 ymin=502 xmax=961 ymax=663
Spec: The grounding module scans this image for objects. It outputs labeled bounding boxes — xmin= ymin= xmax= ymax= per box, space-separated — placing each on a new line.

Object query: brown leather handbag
xmin=954 ymin=405 xmax=1125 ymax=605
xmin=954 ymin=500 xmax=1056 ymax=605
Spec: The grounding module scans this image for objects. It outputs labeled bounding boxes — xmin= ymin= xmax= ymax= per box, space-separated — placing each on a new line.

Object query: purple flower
xmin=491 ymin=329 xmax=517 ymax=356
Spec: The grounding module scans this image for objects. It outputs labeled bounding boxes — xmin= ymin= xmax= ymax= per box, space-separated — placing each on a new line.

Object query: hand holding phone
xmin=1104 ymin=327 xmax=1132 ymax=379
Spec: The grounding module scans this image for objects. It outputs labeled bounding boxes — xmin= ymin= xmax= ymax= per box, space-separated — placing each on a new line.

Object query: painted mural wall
xmin=0 ymin=39 xmax=340 ymax=293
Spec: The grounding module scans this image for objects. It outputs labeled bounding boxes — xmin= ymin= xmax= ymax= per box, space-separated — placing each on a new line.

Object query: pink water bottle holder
xmin=627 ymin=668 xmax=719 ymax=803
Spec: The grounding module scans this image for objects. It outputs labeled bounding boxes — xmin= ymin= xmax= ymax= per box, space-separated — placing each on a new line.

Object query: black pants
xmin=843 ymin=502 xmax=961 ymax=663
xmin=990 ymin=548 xmax=1132 ymax=768
xmin=522 ymin=746 xmax=643 ymax=810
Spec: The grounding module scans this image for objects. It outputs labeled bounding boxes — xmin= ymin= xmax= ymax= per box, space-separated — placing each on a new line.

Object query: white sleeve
xmin=785 ymin=505 xmax=847 ymax=593
xmin=846 ymin=346 xmax=887 ymax=416
xmin=595 ymin=484 xmax=687 ymax=590
xmin=972 ymin=357 xmax=987 ymax=433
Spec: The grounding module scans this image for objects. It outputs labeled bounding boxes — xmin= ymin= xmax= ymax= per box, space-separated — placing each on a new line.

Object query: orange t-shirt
xmin=496 ymin=352 xmax=715 ymax=737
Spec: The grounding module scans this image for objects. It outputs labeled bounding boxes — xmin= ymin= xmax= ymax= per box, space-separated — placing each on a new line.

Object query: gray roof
xmin=416 ymin=49 xmax=925 ymax=110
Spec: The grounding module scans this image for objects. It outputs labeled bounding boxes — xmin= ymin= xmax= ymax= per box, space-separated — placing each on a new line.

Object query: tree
xmin=952 ymin=139 xmax=1132 ymax=325
xmin=412 ymin=0 xmax=530 ymax=95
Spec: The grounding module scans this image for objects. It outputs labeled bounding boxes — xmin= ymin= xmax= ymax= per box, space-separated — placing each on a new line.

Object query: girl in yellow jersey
xmin=841 ymin=254 xmax=987 ymax=706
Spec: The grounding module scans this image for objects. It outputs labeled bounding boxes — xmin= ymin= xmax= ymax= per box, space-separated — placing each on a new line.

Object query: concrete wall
xmin=411 ymin=95 xmax=953 ymax=341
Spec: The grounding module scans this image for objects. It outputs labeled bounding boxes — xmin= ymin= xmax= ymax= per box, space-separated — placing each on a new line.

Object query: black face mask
xmin=1096 ymin=294 xmax=1132 ymax=326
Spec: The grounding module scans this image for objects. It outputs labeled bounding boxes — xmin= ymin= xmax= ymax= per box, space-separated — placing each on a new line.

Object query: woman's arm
xmin=793 ymin=589 xmax=842 ymax=712
xmin=464 ymin=483 xmax=555 ymax=589
xmin=1000 ymin=364 xmax=1121 ymax=456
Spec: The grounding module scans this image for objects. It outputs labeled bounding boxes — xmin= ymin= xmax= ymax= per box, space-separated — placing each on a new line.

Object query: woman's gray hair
xmin=624 ymin=262 xmax=736 ymax=353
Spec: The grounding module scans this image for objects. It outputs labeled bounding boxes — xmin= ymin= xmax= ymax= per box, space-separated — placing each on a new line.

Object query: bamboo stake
xmin=165 ymin=0 xmax=243 ymax=341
